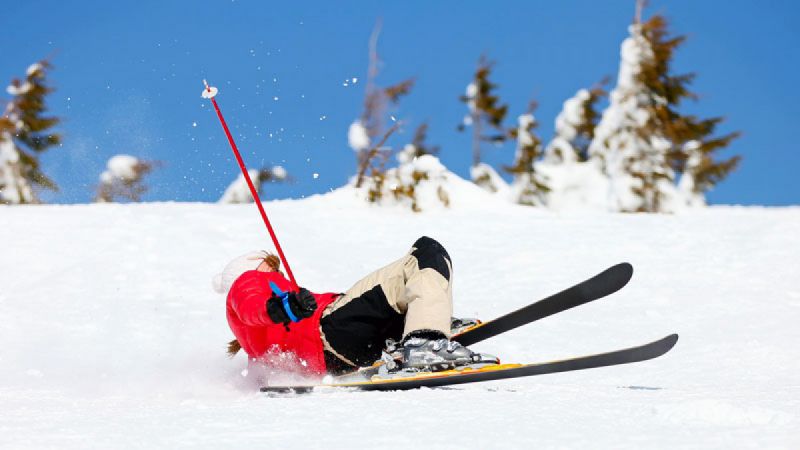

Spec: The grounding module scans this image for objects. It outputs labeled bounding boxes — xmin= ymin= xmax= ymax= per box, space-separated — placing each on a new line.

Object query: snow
xmin=102 ymin=154 xmax=140 ymax=181
xmin=6 ymin=81 xmax=33 ymax=96
xmin=358 ymin=156 xmax=493 ymax=211
xmin=1 ymin=194 xmax=799 ymax=448
xmin=271 ymin=165 xmax=287 ymax=180
xmin=347 ymin=120 xmax=370 ymax=152
xmin=556 ymin=88 xmax=589 ymax=142
xmin=516 ymin=113 xmax=536 ymax=147
xmin=0 ymin=130 xmax=33 ymax=204
xmin=218 ymin=169 xmax=260 ymax=203
xmin=538 ymin=160 xmax=610 ymax=211
xmin=26 ymin=62 xmax=44 ymax=77
xmin=464 ymin=82 xmax=478 ymax=112
xmin=545 ymin=89 xmax=590 ymax=165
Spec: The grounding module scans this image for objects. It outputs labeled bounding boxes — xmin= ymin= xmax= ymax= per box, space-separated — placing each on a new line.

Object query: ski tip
xmin=655 ymin=333 xmax=679 ymax=357
xmin=614 ymin=262 xmax=634 ymax=279
xmin=665 ymin=333 xmax=679 ymax=347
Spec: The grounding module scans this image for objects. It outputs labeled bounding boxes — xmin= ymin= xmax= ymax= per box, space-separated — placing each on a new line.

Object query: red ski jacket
xmin=226 ymin=270 xmax=339 ymax=375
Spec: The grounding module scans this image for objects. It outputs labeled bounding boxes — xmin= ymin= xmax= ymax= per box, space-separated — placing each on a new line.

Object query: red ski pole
xmin=202 ymin=80 xmax=299 ymax=291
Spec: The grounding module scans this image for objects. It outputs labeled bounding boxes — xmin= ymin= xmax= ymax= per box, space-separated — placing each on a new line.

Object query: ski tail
xmin=454 ymin=262 xmax=634 ymax=346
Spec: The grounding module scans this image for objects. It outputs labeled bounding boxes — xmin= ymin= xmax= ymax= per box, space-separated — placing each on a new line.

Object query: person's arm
xmin=264 ymin=286 xmax=317 ymax=325
xmin=229 ymin=276 xmax=274 ymax=327
xmin=230 ymin=273 xmax=317 ymax=327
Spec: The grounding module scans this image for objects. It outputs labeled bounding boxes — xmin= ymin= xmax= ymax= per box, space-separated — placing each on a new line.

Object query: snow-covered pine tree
xmin=589 ymin=3 xmax=740 ymax=212
xmin=544 ymin=81 xmax=606 ymax=164
xmin=218 ymin=165 xmax=288 ymax=204
xmin=458 ymin=56 xmax=509 ymax=192
xmin=95 ymin=155 xmax=160 ymax=202
xmin=0 ymin=60 xmax=61 ymax=204
xmin=640 ymin=15 xmax=741 ymax=207
xmin=505 ymin=102 xmax=549 ymax=206
xmin=382 ymin=122 xmax=450 ymax=212
xmin=588 ymin=7 xmax=673 ymax=212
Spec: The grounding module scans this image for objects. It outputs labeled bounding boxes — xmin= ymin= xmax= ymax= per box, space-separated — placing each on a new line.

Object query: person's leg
xmin=319 ymin=236 xmax=454 ymax=371
xmin=397 ymin=236 xmax=453 ymax=338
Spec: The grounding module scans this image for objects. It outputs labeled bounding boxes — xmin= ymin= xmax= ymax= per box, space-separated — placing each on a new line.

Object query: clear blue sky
xmin=2 ymin=0 xmax=798 ymax=205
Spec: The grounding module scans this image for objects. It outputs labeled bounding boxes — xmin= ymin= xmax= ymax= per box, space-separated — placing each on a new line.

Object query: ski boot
xmin=381 ymin=331 xmax=499 ymax=375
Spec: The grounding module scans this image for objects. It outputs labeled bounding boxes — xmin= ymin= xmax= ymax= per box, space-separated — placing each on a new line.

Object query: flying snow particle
xmin=351 ymin=77 xmax=358 ymax=84
xmin=192 ymin=122 xmax=197 ymax=127
xmin=313 ymin=173 xmax=319 ymax=179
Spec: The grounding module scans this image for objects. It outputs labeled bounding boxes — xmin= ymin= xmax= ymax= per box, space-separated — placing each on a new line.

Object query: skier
xmin=213 ymin=236 xmax=491 ymax=376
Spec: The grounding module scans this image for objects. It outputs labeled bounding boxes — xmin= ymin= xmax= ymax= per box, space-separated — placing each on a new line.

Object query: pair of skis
xmin=261 ymin=263 xmax=678 ymax=393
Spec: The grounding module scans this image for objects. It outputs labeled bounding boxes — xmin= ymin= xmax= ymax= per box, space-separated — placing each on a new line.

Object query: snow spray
xmin=202 ymin=80 xmax=299 ymax=291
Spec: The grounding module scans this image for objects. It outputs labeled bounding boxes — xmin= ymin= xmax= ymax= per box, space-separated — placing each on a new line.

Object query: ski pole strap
xmin=270 ymin=281 xmax=299 ymax=323
xmin=282 ymin=296 xmax=300 ymax=323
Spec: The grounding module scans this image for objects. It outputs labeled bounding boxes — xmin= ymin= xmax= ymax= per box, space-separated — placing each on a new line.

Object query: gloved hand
xmin=266 ymin=288 xmax=318 ymax=325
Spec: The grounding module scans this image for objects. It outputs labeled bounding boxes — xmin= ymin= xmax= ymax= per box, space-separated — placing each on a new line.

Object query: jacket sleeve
xmin=228 ymin=272 xmax=277 ymax=327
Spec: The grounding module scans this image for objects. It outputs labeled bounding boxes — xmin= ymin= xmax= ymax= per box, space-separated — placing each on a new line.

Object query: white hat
xmin=212 ymin=250 xmax=269 ymax=294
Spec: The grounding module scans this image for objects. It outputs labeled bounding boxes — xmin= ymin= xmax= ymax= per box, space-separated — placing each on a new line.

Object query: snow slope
xmin=1 ymin=190 xmax=798 ymax=448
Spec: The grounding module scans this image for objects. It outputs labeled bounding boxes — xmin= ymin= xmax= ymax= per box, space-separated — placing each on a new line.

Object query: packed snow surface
xmin=1 ymin=189 xmax=798 ymax=448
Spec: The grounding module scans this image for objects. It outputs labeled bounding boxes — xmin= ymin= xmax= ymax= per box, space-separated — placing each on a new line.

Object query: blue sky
xmin=2 ymin=0 xmax=798 ymax=205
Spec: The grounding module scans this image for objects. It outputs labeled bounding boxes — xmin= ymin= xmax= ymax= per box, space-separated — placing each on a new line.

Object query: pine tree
xmin=505 ymin=102 xmax=550 ymax=206
xmin=588 ymin=10 xmax=672 ymax=212
xmin=95 ymin=155 xmax=160 ymax=203
xmin=383 ymin=122 xmax=449 ymax=212
xmin=351 ymin=21 xmax=414 ymax=192
xmin=0 ymin=60 xmax=61 ymax=204
xmin=401 ymin=122 xmax=439 ymax=159
xmin=544 ymin=81 xmax=606 ymax=164
xmin=589 ymin=2 xmax=740 ymax=212
xmin=458 ymin=56 xmax=509 ymax=191
xmin=639 ymin=15 xmax=741 ymax=205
